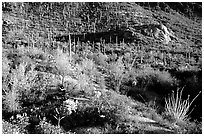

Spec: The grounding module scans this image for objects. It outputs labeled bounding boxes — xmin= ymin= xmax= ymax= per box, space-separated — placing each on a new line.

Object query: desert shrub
xmin=133 ymin=67 xmax=177 ymax=95
xmin=168 ymin=69 xmax=202 ymax=121
xmin=73 ymin=122 xmax=139 ymax=134
xmin=61 ymin=106 xmax=111 ymax=131
xmin=16 ymin=46 xmax=29 ymax=56
xmin=125 ymin=67 xmax=178 ymax=109
xmin=39 ymin=120 xmax=68 ymax=134
xmin=26 ymin=46 xmax=48 ymax=60
xmin=2 ymin=55 xmax=11 ymax=94
xmin=170 ymin=119 xmax=202 ymax=134
xmin=107 ymin=53 xmax=118 ymax=63
xmin=2 ymin=61 xmax=39 ymax=115
xmin=43 ymin=99 xmax=79 ymax=128
xmin=3 ymin=86 xmax=21 ymax=113
xmin=5 ymin=47 xmax=35 ymax=71
xmin=61 ymin=101 xmax=116 ymax=131
xmin=3 ymin=62 xmax=27 ymax=113
xmin=52 ymin=49 xmax=75 ymax=84
xmin=164 ymin=88 xmax=201 ymax=126
xmin=90 ymin=52 xmax=108 ymax=67
xmin=17 ymin=64 xmax=38 ymax=101
xmin=63 ymin=62 xmax=92 ymax=96
xmin=2 ymin=54 xmax=11 ymax=78
xmin=79 ymin=58 xmax=97 ymax=77
xmin=44 ymin=96 xmax=103 ymax=131
xmin=71 ymin=52 xmax=82 ymax=64
xmin=86 ymin=53 xmax=108 ymax=88
xmin=5 ymin=29 xmax=28 ymax=47
xmin=2 ymin=120 xmax=21 ymax=134
xmin=107 ymin=54 xmax=137 ymax=94
xmin=2 ymin=113 xmax=30 ymax=134
xmin=62 ymin=57 xmax=102 ymax=96
xmin=76 ymin=73 xmax=92 ymax=94
xmin=20 ymin=72 xmax=56 ymax=106
xmin=60 ymin=88 xmax=136 ymax=132
xmin=183 ymin=120 xmax=202 ymax=134
xmin=93 ymin=89 xmax=138 ymax=124
xmin=108 ymin=56 xmax=126 ymax=92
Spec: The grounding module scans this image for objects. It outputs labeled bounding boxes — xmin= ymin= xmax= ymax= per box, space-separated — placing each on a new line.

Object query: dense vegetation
xmin=2 ymin=2 xmax=202 ymax=134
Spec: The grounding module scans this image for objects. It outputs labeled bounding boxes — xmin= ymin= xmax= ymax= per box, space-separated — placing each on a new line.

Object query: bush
xmin=2 ymin=54 xmax=12 ymax=95
xmin=2 ymin=120 xmax=21 ymax=134
xmin=171 ymin=120 xmax=202 ymax=134
xmin=108 ymin=56 xmax=126 ymax=92
xmin=164 ymin=88 xmax=201 ymax=126
xmin=125 ymin=67 xmax=178 ymax=105
xmin=2 ymin=54 xmax=11 ymax=80
xmin=60 ymin=88 xmax=137 ymax=132
xmin=52 ymin=49 xmax=75 ymax=84
xmin=2 ymin=114 xmax=29 ymax=134
xmin=2 ymin=62 xmax=31 ymax=113
xmin=90 ymin=52 xmax=108 ymax=67
xmin=2 ymin=59 xmax=48 ymax=115
xmin=26 ymin=46 xmax=48 ymax=60
xmin=168 ymin=69 xmax=202 ymax=121
xmin=184 ymin=120 xmax=202 ymax=134
xmin=134 ymin=67 xmax=177 ymax=95
xmin=79 ymin=58 xmax=98 ymax=80
xmin=39 ymin=120 xmax=68 ymax=134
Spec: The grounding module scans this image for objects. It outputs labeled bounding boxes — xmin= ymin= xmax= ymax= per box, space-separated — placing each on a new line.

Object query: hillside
xmin=1 ymin=2 xmax=202 ymax=134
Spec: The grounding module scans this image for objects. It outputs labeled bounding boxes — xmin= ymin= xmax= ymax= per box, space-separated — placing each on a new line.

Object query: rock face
xmin=141 ymin=23 xmax=177 ymax=44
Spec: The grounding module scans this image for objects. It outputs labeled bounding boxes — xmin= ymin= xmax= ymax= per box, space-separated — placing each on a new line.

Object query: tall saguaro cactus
xmin=69 ymin=33 xmax=72 ymax=59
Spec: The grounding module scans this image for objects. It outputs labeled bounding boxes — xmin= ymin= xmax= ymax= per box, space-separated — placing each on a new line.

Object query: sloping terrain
xmin=2 ymin=2 xmax=202 ymax=134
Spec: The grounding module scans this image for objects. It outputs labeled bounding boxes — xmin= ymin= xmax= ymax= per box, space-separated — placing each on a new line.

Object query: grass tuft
xmin=164 ymin=87 xmax=201 ymax=124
